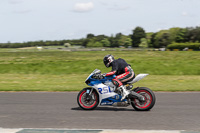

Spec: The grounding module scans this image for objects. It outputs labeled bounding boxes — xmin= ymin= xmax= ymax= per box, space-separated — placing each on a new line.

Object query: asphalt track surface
xmin=0 ymin=92 xmax=200 ymax=131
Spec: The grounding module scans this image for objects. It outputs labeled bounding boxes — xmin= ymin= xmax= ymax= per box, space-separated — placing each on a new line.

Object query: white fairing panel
xmin=93 ymin=83 xmax=117 ymax=103
xmin=127 ymin=74 xmax=149 ymax=84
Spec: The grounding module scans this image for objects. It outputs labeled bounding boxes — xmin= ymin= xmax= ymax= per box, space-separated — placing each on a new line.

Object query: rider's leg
xmin=112 ymin=66 xmax=135 ymax=101
xmin=112 ymin=79 xmax=129 ymax=101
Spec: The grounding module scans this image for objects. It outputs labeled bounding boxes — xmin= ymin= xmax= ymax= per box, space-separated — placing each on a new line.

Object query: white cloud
xmin=9 ymin=0 xmax=24 ymax=4
xmin=73 ymin=2 xmax=94 ymax=12
xmin=182 ymin=11 xmax=188 ymax=16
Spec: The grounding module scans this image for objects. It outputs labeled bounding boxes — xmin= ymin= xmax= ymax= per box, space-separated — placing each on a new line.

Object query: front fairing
xmin=85 ymin=69 xmax=124 ymax=106
xmin=85 ymin=69 xmax=101 ymax=83
xmin=85 ymin=75 xmax=116 ymax=86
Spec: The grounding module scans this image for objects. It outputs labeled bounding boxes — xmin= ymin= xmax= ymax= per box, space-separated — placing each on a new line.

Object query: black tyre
xmin=131 ymin=87 xmax=156 ymax=111
xmin=77 ymin=88 xmax=99 ymax=110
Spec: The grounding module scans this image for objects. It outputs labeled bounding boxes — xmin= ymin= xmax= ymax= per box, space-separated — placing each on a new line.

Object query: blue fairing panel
xmin=88 ymin=75 xmax=115 ymax=86
xmin=100 ymin=95 xmax=126 ymax=105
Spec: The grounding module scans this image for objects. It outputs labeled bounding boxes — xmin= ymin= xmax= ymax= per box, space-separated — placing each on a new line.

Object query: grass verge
xmin=0 ymin=74 xmax=199 ymax=91
xmin=0 ymin=51 xmax=199 ymax=75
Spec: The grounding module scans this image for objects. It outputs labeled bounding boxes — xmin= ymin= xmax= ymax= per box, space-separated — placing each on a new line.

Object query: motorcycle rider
xmin=102 ymin=54 xmax=135 ymax=101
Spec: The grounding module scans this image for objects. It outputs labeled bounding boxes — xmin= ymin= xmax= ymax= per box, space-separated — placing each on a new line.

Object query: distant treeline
xmin=1 ymin=26 xmax=200 ymax=49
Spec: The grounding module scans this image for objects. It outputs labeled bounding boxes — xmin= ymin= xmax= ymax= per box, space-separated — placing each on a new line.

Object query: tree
xmin=113 ymin=33 xmax=123 ymax=47
xmin=185 ymin=27 xmax=200 ymax=42
xmin=160 ymin=33 xmax=170 ymax=47
xmin=139 ymin=38 xmax=148 ymax=48
xmin=124 ymin=38 xmax=132 ymax=48
xmin=168 ymin=27 xmax=181 ymax=43
xmin=151 ymin=30 xmax=170 ymax=48
xmin=86 ymin=38 xmax=104 ymax=47
xmin=131 ymin=27 xmax=146 ymax=47
xmin=93 ymin=42 xmax=103 ymax=47
xmin=101 ymin=38 xmax=111 ymax=47
xmin=108 ymin=35 xmax=115 ymax=47
xmin=146 ymin=32 xmax=153 ymax=47
xmin=175 ymin=28 xmax=187 ymax=43
xmin=82 ymin=39 xmax=89 ymax=47
xmin=150 ymin=33 xmax=157 ymax=48
xmin=86 ymin=33 xmax=95 ymax=39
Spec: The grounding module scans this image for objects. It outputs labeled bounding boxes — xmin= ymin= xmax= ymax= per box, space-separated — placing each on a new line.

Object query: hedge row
xmin=167 ymin=43 xmax=200 ymax=50
xmin=0 ymin=42 xmax=64 ymax=48
xmin=0 ymin=39 xmax=84 ymax=48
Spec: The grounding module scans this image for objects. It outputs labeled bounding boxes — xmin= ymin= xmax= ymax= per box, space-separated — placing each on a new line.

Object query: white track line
xmin=100 ymin=130 xmax=180 ymax=133
xmin=0 ymin=128 xmax=22 ymax=133
xmin=0 ymin=128 xmax=195 ymax=133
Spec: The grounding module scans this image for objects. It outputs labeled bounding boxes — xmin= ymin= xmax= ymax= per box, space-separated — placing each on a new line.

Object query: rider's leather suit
xmin=105 ymin=58 xmax=135 ymax=88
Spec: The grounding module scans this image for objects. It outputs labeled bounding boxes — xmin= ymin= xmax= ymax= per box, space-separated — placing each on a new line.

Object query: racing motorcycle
xmin=77 ymin=69 xmax=156 ymax=111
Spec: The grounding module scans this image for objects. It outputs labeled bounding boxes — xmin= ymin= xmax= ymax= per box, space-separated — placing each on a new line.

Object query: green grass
xmin=0 ymin=50 xmax=199 ymax=91
xmin=0 ymin=74 xmax=199 ymax=91
xmin=0 ymin=51 xmax=199 ymax=75
xmin=0 ymin=74 xmax=83 ymax=91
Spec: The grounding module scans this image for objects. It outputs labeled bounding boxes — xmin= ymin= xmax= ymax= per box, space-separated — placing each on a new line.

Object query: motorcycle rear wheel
xmin=77 ymin=88 xmax=99 ymax=110
xmin=131 ymin=87 xmax=156 ymax=111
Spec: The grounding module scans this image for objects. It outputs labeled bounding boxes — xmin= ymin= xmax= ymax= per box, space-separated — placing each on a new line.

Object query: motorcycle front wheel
xmin=77 ymin=88 xmax=99 ymax=110
xmin=131 ymin=87 xmax=156 ymax=111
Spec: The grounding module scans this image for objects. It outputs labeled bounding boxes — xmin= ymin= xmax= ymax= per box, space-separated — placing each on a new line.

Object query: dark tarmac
xmin=0 ymin=92 xmax=199 ymax=130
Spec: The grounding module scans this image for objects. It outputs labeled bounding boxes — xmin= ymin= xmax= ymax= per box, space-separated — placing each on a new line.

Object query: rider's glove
xmin=99 ymin=73 xmax=106 ymax=79
xmin=102 ymin=73 xmax=106 ymax=78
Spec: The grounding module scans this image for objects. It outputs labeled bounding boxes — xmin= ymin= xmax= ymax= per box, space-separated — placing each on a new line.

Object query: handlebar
xmin=92 ymin=73 xmax=104 ymax=79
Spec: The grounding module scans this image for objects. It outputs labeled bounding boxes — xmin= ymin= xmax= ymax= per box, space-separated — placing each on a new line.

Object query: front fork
xmin=86 ymin=88 xmax=94 ymax=100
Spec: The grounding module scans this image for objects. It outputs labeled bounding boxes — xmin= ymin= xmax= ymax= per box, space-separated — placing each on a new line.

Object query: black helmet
xmin=103 ymin=54 xmax=114 ymax=67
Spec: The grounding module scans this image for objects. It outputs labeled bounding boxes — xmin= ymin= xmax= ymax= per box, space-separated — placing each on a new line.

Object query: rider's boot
xmin=120 ymin=86 xmax=130 ymax=101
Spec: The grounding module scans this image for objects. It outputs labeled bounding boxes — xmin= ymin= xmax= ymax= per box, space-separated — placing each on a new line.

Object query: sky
xmin=0 ymin=0 xmax=200 ymax=43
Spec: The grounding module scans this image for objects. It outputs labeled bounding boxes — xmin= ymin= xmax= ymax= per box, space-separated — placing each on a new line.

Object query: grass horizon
xmin=0 ymin=51 xmax=199 ymax=91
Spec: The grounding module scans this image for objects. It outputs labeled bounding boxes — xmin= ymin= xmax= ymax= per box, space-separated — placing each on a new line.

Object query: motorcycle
xmin=77 ymin=69 xmax=156 ymax=111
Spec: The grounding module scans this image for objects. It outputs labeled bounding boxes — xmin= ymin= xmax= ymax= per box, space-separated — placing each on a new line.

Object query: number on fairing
xmin=98 ymin=87 xmax=111 ymax=94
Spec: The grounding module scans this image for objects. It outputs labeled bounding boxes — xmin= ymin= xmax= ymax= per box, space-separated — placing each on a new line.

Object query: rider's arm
xmin=105 ymin=70 xmax=117 ymax=76
xmin=105 ymin=62 xmax=118 ymax=76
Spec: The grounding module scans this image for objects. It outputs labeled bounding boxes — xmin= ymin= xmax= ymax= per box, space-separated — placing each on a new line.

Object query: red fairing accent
xmin=106 ymin=71 xmax=116 ymax=76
